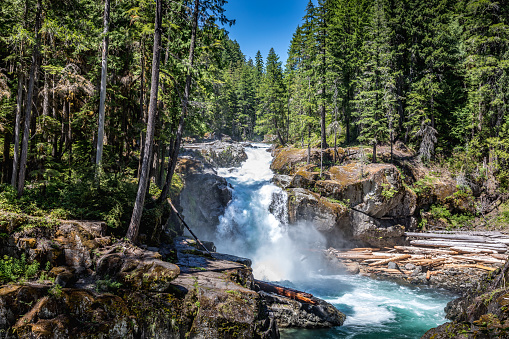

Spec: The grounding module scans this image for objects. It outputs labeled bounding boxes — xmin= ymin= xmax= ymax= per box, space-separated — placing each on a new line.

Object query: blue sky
xmin=221 ymin=0 xmax=313 ymax=65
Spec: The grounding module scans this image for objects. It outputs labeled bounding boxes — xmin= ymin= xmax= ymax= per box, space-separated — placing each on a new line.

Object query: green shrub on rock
xmin=0 ymin=254 xmax=40 ymax=284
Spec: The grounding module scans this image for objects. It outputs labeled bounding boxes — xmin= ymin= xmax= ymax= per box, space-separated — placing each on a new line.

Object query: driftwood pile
xmin=326 ymin=231 xmax=509 ymax=279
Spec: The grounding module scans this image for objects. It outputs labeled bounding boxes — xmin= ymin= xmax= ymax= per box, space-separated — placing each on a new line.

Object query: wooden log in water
xmin=255 ymin=280 xmax=318 ymax=305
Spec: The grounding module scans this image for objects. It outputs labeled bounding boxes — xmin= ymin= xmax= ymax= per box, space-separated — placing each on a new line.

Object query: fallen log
xmin=449 ymin=246 xmax=498 ymax=254
xmin=350 ymin=248 xmax=380 ymax=252
xmin=411 ymin=258 xmax=447 ymax=267
xmin=443 ymin=264 xmax=497 ymax=271
xmin=368 ymin=254 xmax=411 ymax=267
xmin=409 ymin=240 xmax=507 ymax=252
xmin=452 ymin=255 xmax=505 ymax=264
xmin=491 ymin=254 xmax=509 ymax=261
xmin=255 ymin=280 xmax=318 ymax=305
xmin=406 ymin=232 xmax=489 ymax=241
xmin=394 ymin=246 xmax=458 ymax=255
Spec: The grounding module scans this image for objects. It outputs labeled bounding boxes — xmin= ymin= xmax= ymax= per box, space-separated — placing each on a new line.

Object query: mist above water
xmin=215 ymin=144 xmax=325 ymax=281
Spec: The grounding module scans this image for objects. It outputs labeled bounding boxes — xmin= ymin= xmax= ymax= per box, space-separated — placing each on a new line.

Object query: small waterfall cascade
xmin=210 ymin=144 xmax=455 ymax=338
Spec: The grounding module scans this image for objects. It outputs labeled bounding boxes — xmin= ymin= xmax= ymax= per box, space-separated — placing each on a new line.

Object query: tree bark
xmin=17 ymin=0 xmax=42 ymax=197
xmin=372 ymin=142 xmax=377 ymax=163
xmin=159 ymin=0 xmax=200 ymax=202
xmin=2 ymin=130 xmax=11 ymax=183
xmin=11 ymin=74 xmax=24 ymax=188
xmin=127 ymin=0 xmax=163 ymax=242
xmin=95 ymin=0 xmax=110 ymax=173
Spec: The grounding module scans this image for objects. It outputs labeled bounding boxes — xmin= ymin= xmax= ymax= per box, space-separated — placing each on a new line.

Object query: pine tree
xmin=355 ymin=0 xmax=398 ymax=163
xmin=256 ymin=48 xmax=286 ymax=145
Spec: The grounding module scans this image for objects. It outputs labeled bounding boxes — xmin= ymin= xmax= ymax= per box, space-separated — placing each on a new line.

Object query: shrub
xmin=0 ymin=254 xmax=40 ymax=284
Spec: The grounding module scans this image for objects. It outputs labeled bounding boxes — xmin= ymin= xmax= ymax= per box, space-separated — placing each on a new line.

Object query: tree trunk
xmin=159 ymin=0 xmax=200 ymax=202
xmin=127 ymin=0 xmax=163 ymax=242
xmin=137 ymin=39 xmax=146 ymax=179
xmin=307 ymin=124 xmax=311 ymax=164
xmin=2 ymin=131 xmax=12 ymax=183
xmin=17 ymin=0 xmax=42 ymax=197
xmin=11 ymin=74 xmax=24 ymax=188
xmin=372 ymin=142 xmax=377 ymax=163
xmin=95 ymin=0 xmax=111 ymax=173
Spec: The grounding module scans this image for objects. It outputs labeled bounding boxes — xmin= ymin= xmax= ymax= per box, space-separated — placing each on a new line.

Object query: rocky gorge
xmin=1 ymin=139 xmax=507 ymax=338
xmin=0 ymin=140 xmax=346 ymax=339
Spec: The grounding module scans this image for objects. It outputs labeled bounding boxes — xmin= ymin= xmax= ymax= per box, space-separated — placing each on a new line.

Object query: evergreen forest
xmin=0 ymin=0 xmax=508 ymax=239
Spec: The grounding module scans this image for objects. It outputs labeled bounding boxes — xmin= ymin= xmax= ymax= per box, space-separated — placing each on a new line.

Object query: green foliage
xmin=426 ymin=204 xmax=474 ymax=229
xmin=0 ymin=254 xmax=40 ymax=284
xmin=48 ymin=284 xmax=63 ymax=297
xmin=380 ymin=183 xmax=398 ymax=200
xmin=96 ymin=275 xmax=122 ymax=292
xmin=411 ymin=176 xmax=434 ymax=195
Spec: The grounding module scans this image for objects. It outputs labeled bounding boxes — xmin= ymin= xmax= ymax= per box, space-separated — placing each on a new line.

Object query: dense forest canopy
xmin=0 ymin=0 xmax=508 ymax=237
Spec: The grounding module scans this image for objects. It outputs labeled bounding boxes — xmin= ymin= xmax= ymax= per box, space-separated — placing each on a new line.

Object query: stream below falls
xmin=197 ymin=144 xmax=456 ymax=338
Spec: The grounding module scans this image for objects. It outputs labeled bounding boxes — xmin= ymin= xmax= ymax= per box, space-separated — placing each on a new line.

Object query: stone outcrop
xmin=271 ymin=146 xmax=463 ymax=248
xmin=422 ymin=261 xmax=509 ymax=339
xmin=258 ymin=291 xmax=345 ymax=329
xmin=0 ymin=211 xmax=346 ymax=338
xmin=283 ymin=160 xmax=415 ymax=248
xmin=177 ymin=158 xmax=232 ymax=238
xmin=0 ymin=214 xmax=281 ymax=339
xmin=183 ymin=140 xmax=248 ymax=168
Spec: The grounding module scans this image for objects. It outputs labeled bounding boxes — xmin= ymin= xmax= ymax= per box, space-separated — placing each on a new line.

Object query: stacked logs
xmin=326 ymin=231 xmax=509 ymax=279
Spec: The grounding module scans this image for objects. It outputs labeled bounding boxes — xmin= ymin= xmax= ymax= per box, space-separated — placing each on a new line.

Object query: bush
xmin=0 ymin=254 xmax=40 ymax=284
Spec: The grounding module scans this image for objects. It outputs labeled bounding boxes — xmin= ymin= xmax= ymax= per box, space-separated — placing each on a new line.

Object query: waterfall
xmin=207 ymin=144 xmax=455 ymax=338
xmin=213 ymin=144 xmax=325 ymax=281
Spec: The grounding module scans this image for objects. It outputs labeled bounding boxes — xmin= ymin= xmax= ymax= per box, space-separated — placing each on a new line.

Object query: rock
xmin=178 ymin=158 xmax=232 ymax=238
xmin=258 ymin=291 xmax=346 ymax=328
xmin=284 ymin=161 xmax=417 ymax=248
xmin=412 ymin=266 xmax=422 ymax=276
xmin=271 ymin=147 xmax=331 ymax=175
xmin=0 ymin=218 xmax=281 ymax=339
xmin=405 ymin=263 xmax=416 ymax=271
xmin=272 ymin=174 xmax=292 ymax=189
xmin=423 ymin=261 xmax=509 ymax=338
xmin=95 ymin=244 xmax=180 ymax=292
xmin=287 ymin=188 xmax=350 ymax=235
xmin=49 ymin=266 xmax=76 ymax=287
xmin=346 ymin=262 xmax=360 ymax=274
xmin=388 ymin=262 xmax=399 ymax=270
xmin=183 ymin=141 xmax=248 ymax=168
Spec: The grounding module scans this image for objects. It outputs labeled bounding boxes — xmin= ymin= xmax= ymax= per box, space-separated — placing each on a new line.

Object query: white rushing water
xmin=208 ymin=144 xmax=454 ymax=338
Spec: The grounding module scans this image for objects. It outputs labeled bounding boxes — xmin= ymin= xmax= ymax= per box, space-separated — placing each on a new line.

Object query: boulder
xmin=183 ymin=141 xmax=248 ymax=168
xmin=271 ymin=147 xmax=328 ymax=175
xmin=258 ymin=291 xmax=345 ymax=328
xmin=285 ymin=162 xmax=416 ymax=248
xmin=287 ymin=188 xmax=349 ymax=234
xmin=177 ymin=158 xmax=232 ymax=238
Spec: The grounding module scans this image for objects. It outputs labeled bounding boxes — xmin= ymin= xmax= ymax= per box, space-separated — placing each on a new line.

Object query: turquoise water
xmin=196 ymin=144 xmax=455 ymax=338
xmin=279 ymin=275 xmax=454 ymax=339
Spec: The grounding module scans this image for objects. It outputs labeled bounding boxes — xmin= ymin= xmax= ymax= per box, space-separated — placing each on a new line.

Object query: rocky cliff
xmin=270 ymin=146 xmax=463 ymax=248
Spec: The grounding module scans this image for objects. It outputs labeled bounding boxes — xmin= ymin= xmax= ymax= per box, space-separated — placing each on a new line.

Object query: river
xmin=204 ymin=144 xmax=455 ymax=338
